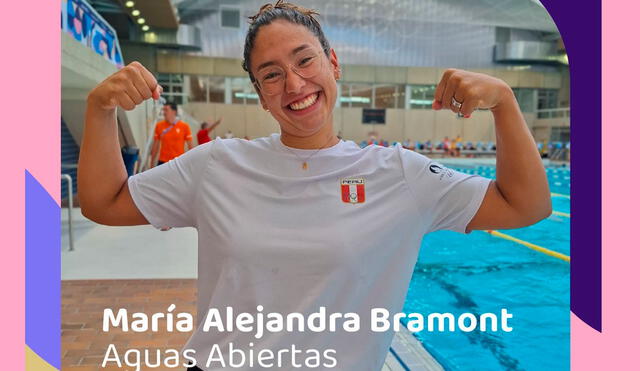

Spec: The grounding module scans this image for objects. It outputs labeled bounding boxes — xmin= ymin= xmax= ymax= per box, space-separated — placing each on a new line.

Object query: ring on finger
xmin=451 ymin=96 xmax=463 ymax=110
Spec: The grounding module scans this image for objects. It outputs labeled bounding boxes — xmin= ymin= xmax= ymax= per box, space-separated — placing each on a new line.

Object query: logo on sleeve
xmin=429 ymin=163 xmax=443 ymax=174
xmin=428 ymin=162 xmax=453 ymax=180
xmin=340 ymin=178 xmax=366 ymax=204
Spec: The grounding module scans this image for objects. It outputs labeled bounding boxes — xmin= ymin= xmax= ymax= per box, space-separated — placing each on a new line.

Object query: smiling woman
xmin=77 ymin=1 xmax=551 ymax=370
xmin=241 ymin=2 xmax=341 ymax=149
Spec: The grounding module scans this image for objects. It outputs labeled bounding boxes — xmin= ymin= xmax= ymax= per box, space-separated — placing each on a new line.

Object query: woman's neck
xmin=280 ymin=124 xmax=339 ymax=150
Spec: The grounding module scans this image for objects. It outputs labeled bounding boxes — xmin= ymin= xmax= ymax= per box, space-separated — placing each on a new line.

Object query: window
xmin=537 ymin=88 xmax=559 ymax=118
xmin=513 ymin=88 xmax=535 ymax=113
xmin=340 ymin=83 xmax=373 ymax=108
xmin=221 ymin=8 xmax=241 ymax=29
xmin=188 ymin=75 xmax=207 ymax=102
xmin=158 ymin=73 xmax=187 ymax=105
xmin=409 ymin=85 xmax=436 ymax=109
xmin=339 ymin=83 xmax=350 ymax=108
xmin=230 ymin=77 xmax=259 ymax=105
xmin=374 ymin=85 xmax=405 ymax=109
xmin=537 ymin=89 xmax=558 ymax=110
xmin=208 ymin=76 xmax=225 ymax=103
xmin=397 ymin=85 xmax=406 ymax=109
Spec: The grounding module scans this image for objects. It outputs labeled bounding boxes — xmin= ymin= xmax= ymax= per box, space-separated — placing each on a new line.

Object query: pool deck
xmin=387 ymin=325 xmax=444 ymax=371
xmin=62 ymin=209 xmax=444 ymax=370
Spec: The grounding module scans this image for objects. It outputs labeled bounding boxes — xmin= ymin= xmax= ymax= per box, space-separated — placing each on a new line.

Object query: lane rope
xmin=484 ymin=230 xmax=570 ymax=262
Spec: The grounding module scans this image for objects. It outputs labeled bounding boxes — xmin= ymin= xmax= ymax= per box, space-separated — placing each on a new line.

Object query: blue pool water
xmin=402 ymin=165 xmax=570 ymax=371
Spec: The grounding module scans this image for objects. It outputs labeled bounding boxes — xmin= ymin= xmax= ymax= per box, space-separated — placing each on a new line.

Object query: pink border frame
xmin=2 ymin=0 xmax=60 ymax=369
xmin=569 ymin=0 xmax=640 ymax=369
xmin=3 ymin=0 xmax=637 ymax=369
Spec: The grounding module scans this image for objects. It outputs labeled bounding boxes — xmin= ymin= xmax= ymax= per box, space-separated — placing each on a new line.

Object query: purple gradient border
xmin=541 ymin=0 xmax=602 ymax=331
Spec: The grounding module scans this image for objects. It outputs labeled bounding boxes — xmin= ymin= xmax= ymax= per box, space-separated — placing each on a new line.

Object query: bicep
xmin=465 ymin=180 xmax=527 ymax=232
xmin=104 ymin=182 xmax=150 ymax=226
xmin=124 ymin=142 xmax=212 ymax=228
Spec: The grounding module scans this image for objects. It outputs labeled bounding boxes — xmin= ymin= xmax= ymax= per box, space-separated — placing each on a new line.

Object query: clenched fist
xmin=87 ymin=61 xmax=163 ymax=111
xmin=432 ymin=69 xmax=514 ymax=117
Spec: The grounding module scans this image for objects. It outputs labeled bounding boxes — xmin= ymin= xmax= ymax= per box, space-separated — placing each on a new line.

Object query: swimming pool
xmin=402 ymin=165 xmax=570 ymax=371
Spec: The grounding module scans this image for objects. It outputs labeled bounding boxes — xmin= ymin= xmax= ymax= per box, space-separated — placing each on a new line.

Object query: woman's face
xmin=250 ymin=20 xmax=340 ymax=138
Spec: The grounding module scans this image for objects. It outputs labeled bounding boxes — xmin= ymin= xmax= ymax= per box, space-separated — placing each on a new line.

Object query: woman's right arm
xmin=78 ymin=62 xmax=162 ymax=226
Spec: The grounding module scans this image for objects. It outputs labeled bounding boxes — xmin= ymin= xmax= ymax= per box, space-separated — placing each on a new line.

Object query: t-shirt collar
xmin=272 ymin=133 xmax=344 ymax=154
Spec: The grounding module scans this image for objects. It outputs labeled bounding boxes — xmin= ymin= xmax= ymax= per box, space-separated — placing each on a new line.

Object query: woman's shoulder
xmin=334 ymin=142 xmax=408 ymax=169
xmin=206 ymin=135 xmax=280 ymax=162
xmin=358 ymin=142 xmax=405 ymax=157
xmin=213 ymin=135 xmax=274 ymax=151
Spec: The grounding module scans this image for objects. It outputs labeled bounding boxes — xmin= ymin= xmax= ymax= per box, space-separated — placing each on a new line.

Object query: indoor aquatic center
xmin=60 ymin=0 xmax=570 ymax=370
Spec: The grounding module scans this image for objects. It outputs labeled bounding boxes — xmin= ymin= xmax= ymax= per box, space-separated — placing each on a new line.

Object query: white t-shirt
xmin=128 ymin=134 xmax=491 ymax=370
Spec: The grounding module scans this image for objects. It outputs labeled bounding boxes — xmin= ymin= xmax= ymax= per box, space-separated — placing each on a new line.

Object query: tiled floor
xmin=62 ymin=279 xmax=197 ymax=371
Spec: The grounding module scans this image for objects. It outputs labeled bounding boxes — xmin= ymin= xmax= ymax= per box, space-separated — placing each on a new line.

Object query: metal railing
xmin=549 ymin=147 xmax=568 ymax=161
xmin=61 ymin=173 xmax=75 ymax=251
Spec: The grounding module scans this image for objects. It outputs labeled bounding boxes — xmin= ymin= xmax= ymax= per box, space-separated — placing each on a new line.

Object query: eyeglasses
xmin=254 ymin=49 xmax=326 ymax=96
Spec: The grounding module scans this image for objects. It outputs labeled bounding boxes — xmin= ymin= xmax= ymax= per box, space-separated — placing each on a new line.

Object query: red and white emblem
xmin=341 ymin=178 xmax=366 ymax=204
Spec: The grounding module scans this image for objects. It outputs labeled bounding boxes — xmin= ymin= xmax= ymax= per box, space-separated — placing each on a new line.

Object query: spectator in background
xmin=403 ymin=139 xmax=415 ymax=151
xmin=151 ymin=102 xmax=194 ymax=167
xmin=443 ymin=136 xmax=451 ymax=155
xmin=453 ymin=135 xmax=463 ymax=157
xmin=225 ymin=130 xmax=234 ymax=139
xmin=197 ymin=117 xmax=223 ymax=145
xmin=367 ymin=130 xmax=379 ymax=146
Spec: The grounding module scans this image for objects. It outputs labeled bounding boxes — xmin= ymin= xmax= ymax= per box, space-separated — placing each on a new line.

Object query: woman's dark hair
xmin=242 ymin=0 xmax=331 ymax=84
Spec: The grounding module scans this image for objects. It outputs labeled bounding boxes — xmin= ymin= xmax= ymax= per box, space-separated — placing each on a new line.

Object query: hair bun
xmin=248 ymin=0 xmax=320 ymax=25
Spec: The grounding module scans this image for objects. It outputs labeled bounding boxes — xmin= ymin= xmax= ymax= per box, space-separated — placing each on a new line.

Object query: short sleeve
xmin=184 ymin=123 xmax=193 ymax=141
xmin=400 ymin=147 xmax=491 ymax=234
xmin=128 ymin=142 xmax=212 ymax=229
xmin=153 ymin=122 xmax=161 ymax=140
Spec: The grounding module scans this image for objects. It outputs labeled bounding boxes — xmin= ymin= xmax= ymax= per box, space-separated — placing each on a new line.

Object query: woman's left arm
xmin=433 ymin=69 xmax=552 ymax=231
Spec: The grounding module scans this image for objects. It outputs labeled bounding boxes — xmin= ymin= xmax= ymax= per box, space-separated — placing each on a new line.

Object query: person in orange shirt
xmin=151 ymin=102 xmax=194 ymax=167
